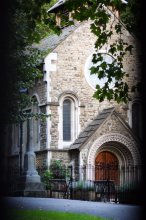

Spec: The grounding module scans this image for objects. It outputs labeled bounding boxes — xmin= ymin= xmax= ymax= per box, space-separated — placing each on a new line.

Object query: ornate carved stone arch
xmin=87 ymin=133 xmax=141 ymax=166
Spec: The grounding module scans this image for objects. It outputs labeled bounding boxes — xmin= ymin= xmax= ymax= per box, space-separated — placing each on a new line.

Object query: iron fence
xmin=6 ymin=164 xmax=143 ymax=204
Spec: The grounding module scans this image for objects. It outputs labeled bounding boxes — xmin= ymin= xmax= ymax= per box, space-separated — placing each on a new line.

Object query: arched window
xmin=58 ymin=93 xmax=80 ymax=149
xmin=63 ymin=99 xmax=71 ymax=141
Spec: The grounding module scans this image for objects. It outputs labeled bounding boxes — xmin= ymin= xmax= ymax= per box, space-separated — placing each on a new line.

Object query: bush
xmin=49 ymin=160 xmax=68 ymax=179
xmin=42 ymin=170 xmax=53 ymax=190
xmin=42 ymin=160 xmax=71 ymax=189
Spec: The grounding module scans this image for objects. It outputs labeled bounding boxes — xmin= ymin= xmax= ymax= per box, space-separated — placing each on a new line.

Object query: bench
xmin=48 ymin=179 xmax=70 ymax=199
xmin=94 ymin=180 xmax=116 ymax=202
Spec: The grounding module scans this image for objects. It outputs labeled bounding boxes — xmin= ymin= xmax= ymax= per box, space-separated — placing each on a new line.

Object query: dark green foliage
xmin=49 ymin=0 xmax=141 ymax=104
xmin=4 ymin=0 xmax=57 ymax=124
xmin=4 ymin=0 xmax=141 ymax=124
xmin=120 ymin=0 xmax=141 ymax=38
xmin=49 ymin=160 xmax=68 ymax=179
xmin=42 ymin=160 xmax=70 ymax=189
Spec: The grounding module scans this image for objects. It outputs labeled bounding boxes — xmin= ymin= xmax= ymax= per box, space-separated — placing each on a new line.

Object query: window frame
xmin=58 ymin=93 xmax=80 ymax=149
xmin=63 ymin=98 xmax=72 ymax=141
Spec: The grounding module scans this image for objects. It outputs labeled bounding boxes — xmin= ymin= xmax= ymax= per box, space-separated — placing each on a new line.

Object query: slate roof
xmin=33 ymin=23 xmax=80 ymax=52
xmin=34 ymin=1 xmax=129 ymax=56
xmin=70 ymin=107 xmax=115 ymax=150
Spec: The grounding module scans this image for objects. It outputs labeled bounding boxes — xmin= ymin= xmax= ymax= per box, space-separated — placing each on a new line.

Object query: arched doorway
xmin=95 ymin=151 xmax=119 ymax=184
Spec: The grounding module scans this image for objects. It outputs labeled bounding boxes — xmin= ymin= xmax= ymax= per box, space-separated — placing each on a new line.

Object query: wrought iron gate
xmin=95 ymin=162 xmax=118 ymax=202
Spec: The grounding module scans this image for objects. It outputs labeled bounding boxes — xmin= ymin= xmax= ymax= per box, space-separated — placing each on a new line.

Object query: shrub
xmin=42 ymin=160 xmax=71 ymax=189
xmin=49 ymin=160 xmax=68 ymax=179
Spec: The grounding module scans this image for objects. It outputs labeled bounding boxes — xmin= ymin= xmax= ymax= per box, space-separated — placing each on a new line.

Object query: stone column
xmin=23 ymin=118 xmax=40 ymax=182
xmin=16 ymin=118 xmax=46 ymax=197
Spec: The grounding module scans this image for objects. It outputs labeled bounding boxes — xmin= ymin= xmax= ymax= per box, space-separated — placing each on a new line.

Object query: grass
xmin=5 ymin=209 xmax=111 ymax=220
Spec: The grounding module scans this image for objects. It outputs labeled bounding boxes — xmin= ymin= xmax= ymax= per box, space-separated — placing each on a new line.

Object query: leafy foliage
xmin=48 ymin=0 xmax=141 ymax=103
xmin=42 ymin=160 xmax=71 ymax=189
xmin=49 ymin=160 xmax=68 ymax=179
xmin=42 ymin=169 xmax=54 ymax=190
xmin=4 ymin=0 xmax=56 ymax=124
xmin=120 ymin=0 xmax=141 ymax=38
xmin=3 ymin=0 xmax=141 ymax=125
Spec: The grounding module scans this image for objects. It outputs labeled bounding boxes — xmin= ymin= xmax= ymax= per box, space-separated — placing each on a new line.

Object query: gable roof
xmin=35 ymin=3 xmax=133 ymax=56
xmin=70 ymin=107 xmax=115 ymax=150
xmin=70 ymin=107 xmax=141 ymax=150
xmin=34 ymin=23 xmax=80 ymax=52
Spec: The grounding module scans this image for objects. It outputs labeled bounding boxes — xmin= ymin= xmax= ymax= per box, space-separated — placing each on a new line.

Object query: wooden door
xmin=95 ymin=151 xmax=119 ymax=183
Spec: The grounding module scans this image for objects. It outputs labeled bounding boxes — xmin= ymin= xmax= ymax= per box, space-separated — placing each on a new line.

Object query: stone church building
xmin=6 ymin=0 xmax=142 ymax=196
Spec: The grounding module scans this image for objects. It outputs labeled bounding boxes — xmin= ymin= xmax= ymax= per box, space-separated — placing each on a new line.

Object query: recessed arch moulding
xmin=80 ymin=133 xmax=142 ymax=181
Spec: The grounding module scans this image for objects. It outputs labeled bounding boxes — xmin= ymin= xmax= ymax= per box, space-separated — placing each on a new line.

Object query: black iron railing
xmin=6 ymin=164 xmax=143 ymax=204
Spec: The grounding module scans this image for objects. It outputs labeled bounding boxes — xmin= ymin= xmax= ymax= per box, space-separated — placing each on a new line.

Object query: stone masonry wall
xmin=26 ymin=16 xmax=141 ymax=165
xmin=29 ymin=79 xmax=47 ymax=105
xmin=51 ymin=151 xmax=71 ymax=165
xmin=47 ymin=19 xmax=140 ymax=150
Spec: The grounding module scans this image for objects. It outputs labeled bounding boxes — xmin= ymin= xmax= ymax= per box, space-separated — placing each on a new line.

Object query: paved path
xmin=2 ymin=197 xmax=144 ymax=220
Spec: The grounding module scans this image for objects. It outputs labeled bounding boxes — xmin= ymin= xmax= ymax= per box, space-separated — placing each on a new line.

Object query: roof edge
xmin=69 ymin=107 xmax=115 ymax=150
xmin=47 ymin=0 xmax=66 ymax=13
